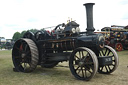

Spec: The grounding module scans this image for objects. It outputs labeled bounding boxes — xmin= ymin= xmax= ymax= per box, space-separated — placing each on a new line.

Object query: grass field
xmin=0 ymin=50 xmax=128 ymax=85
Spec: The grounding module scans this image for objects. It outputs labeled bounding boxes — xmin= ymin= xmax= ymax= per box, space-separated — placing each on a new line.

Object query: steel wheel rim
xmin=12 ymin=39 xmax=39 ymax=72
xmin=98 ymin=45 xmax=119 ymax=74
xmin=69 ymin=47 xmax=98 ymax=80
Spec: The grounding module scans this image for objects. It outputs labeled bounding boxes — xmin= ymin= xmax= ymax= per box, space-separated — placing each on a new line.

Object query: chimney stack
xmin=83 ymin=3 xmax=95 ymax=34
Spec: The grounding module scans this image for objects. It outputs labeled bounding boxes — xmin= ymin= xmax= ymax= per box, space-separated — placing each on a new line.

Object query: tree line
xmin=12 ymin=29 xmax=38 ymax=41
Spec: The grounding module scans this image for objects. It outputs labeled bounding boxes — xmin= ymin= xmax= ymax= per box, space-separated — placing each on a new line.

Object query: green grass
xmin=0 ymin=50 xmax=128 ymax=85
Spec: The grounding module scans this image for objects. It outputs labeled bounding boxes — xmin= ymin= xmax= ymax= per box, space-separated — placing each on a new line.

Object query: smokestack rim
xmin=83 ymin=3 xmax=95 ymax=6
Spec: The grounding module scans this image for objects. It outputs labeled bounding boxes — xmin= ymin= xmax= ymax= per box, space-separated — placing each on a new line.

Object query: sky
xmin=0 ymin=0 xmax=128 ymax=39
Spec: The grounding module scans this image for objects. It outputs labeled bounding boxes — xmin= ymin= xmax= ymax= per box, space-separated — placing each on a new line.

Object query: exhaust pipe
xmin=83 ymin=3 xmax=95 ymax=34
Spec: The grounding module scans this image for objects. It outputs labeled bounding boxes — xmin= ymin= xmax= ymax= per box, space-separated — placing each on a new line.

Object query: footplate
xmin=46 ymin=52 xmax=71 ymax=62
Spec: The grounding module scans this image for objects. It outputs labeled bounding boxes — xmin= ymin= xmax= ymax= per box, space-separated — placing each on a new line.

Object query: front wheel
xmin=69 ymin=47 xmax=98 ymax=81
xmin=98 ymin=45 xmax=119 ymax=74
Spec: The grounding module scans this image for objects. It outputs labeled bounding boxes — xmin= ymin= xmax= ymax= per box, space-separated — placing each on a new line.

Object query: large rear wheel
xmin=41 ymin=50 xmax=59 ymax=68
xmin=12 ymin=38 xmax=39 ymax=72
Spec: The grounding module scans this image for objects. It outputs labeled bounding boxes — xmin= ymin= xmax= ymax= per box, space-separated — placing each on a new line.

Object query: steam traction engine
xmin=12 ymin=3 xmax=119 ymax=81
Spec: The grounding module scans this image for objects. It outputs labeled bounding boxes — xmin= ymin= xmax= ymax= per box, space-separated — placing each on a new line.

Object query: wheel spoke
xmin=24 ymin=63 xmax=27 ymax=70
xmin=15 ymin=45 xmax=20 ymax=51
xmin=15 ymin=56 xmax=21 ymax=59
xmin=86 ymin=52 xmax=89 ymax=56
xmin=82 ymin=51 xmax=84 ymax=57
xmin=77 ymin=68 xmax=81 ymax=74
xmin=107 ymin=50 xmax=111 ymax=56
xmin=105 ymin=66 xmax=109 ymax=72
xmin=85 ymin=55 xmax=90 ymax=62
xmin=75 ymin=55 xmax=80 ymax=60
xmin=18 ymin=62 xmax=23 ymax=67
xmin=99 ymin=52 xmax=102 ymax=56
xmin=112 ymin=60 xmax=115 ymax=62
xmin=86 ymin=67 xmax=93 ymax=74
xmin=79 ymin=51 xmax=81 ymax=59
xmin=107 ymin=65 xmax=111 ymax=71
xmin=24 ymin=44 xmax=28 ymax=52
xmin=86 ymin=61 xmax=94 ymax=65
xmin=20 ymin=44 xmax=23 ymax=51
xmin=100 ymin=66 xmax=103 ymax=71
xmin=111 ymin=64 xmax=115 ymax=66
xmin=84 ymin=67 xmax=87 ymax=78
xmin=25 ymin=51 xmax=31 ymax=57
xmin=28 ymin=63 xmax=31 ymax=68
xmin=22 ymin=43 xmax=26 ymax=51
xmin=101 ymin=50 xmax=105 ymax=56
xmin=82 ymin=52 xmax=88 ymax=61
xmin=104 ymin=48 xmax=108 ymax=56
xmin=81 ymin=67 xmax=84 ymax=78
xmin=75 ymin=66 xmax=80 ymax=71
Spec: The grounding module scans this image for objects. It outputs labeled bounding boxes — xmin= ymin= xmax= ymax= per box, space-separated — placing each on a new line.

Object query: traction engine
xmin=12 ymin=3 xmax=119 ymax=81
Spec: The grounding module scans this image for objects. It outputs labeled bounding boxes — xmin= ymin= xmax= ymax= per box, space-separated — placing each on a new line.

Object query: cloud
xmin=5 ymin=24 xmax=18 ymax=27
xmin=122 ymin=13 xmax=128 ymax=20
xmin=27 ymin=18 xmax=39 ymax=22
xmin=120 ymin=0 xmax=128 ymax=5
xmin=0 ymin=0 xmax=128 ymax=39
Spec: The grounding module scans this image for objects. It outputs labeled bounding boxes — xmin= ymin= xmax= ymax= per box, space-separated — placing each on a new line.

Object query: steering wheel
xmin=54 ymin=24 xmax=65 ymax=33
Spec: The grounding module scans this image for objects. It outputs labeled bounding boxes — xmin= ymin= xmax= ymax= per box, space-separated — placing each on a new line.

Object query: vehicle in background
xmin=100 ymin=25 xmax=128 ymax=51
xmin=0 ymin=37 xmax=13 ymax=50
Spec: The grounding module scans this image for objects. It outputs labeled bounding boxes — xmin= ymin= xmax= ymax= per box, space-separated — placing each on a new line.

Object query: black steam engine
xmin=12 ymin=3 xmax=119 ymax=81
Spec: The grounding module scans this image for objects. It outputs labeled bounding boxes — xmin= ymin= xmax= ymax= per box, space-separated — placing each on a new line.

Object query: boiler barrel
xmin=75 ymin=33 xmax=105 ymax=50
